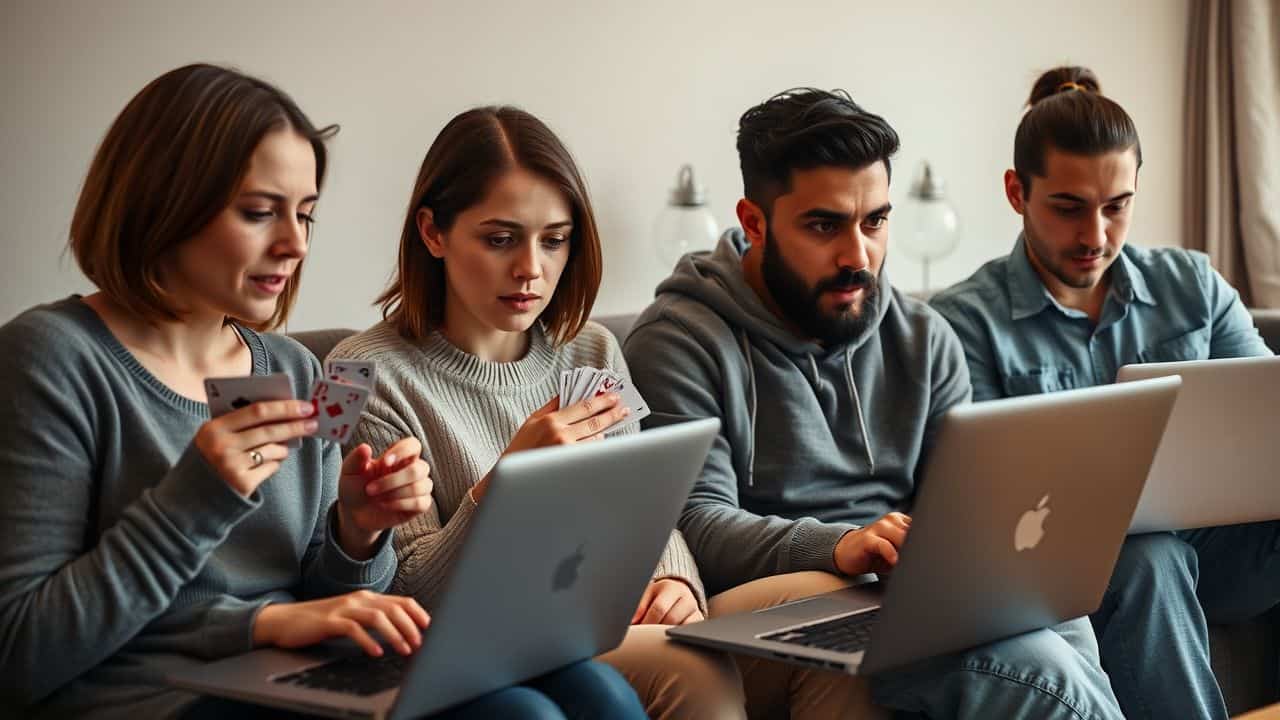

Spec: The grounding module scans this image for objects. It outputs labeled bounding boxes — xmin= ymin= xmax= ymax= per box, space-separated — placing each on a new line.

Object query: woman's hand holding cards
xmin=470 ymin=393 xmax=631 ymax=503
xmin=194 ymin=399 xmax=318 ymax=497
xmin=336 ymin=436 xmax=434 ymax=558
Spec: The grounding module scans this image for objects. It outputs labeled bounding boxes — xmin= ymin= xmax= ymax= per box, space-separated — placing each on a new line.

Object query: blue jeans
xmin=1090 ymin=523 xmax=1280 ymax=720
xmin=437 ymin=660 xmax=646 ymax=720
xmin=871 ymin=616 xmax=1123 ymax=719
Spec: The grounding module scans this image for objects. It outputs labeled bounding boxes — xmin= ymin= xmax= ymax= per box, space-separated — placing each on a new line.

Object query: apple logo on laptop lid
xmin=1015 ymin=494 xmax=1051 ymax=552
xmin=552 ymin=544 xmax=586 ymax=592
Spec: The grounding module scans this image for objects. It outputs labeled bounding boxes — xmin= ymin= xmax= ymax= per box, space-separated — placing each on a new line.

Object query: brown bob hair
xmin=376 ymin=107 xmax=602 ymax=344
xmin=69 ymin=63 xmax=336 ymax=331
xmin=1013 ymin=66 xmax=1143 ymax=193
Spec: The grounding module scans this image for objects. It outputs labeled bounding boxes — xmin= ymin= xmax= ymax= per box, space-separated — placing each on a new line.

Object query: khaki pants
xmin=601 ymin=572 xmax=885 ymax=719
xmin=600 ymin=624 xmax=747 ymax=719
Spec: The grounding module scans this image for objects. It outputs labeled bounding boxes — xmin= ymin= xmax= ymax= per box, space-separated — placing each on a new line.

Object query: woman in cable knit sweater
xmin=331 ymin=106 xmax=746 ymax=719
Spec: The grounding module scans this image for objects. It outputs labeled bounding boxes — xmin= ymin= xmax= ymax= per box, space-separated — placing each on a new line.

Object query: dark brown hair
xmin=377 ymin=107 xmax=602 ymax=344
xmin=737 ymin=88 xmax=899 ymax=215
xmin=1013 ymin=66 xmax=1142 ymax=193
xmin=69 ymin=63 xmax=336 ymax=330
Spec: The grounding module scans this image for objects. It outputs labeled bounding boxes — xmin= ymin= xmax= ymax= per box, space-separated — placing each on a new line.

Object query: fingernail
xmin=622 ymin=407 xmax=632 ymax=416
xmin=366 ymin=482 xmax=378 ymax=495
xmin=298 ymin=402 xmax=315 ymax=416
xmin=303 ymin=420 xmax=318 ymax=432
xmin=385 ymin=453 xmax=397 ymax=466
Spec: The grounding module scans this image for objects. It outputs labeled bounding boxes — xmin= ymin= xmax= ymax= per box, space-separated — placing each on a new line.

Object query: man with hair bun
xmin=626 ymin=86 xmax=1127 ymax=719
xmin=932 ymin=65 xmax=1278 ymax=719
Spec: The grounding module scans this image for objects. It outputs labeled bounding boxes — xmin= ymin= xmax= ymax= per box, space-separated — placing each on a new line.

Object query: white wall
xmin=2 ymin=0 xmax=1189 ymax=331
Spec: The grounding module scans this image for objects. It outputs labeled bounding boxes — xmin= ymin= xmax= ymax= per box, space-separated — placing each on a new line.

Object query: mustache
xmin=1071 ymin=247 xmax=1109 ymax=259
xmin=814 ymin=267 xmax=876 ymax=294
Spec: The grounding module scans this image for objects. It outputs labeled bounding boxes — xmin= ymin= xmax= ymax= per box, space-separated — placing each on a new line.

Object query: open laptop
xmin=668 ymin=377 xmax=1180 ymax=676
xmin=1118 ymin=356 xmax=1280 ymax=533
xmin=168 ymin=418 xmax=720 ymax=719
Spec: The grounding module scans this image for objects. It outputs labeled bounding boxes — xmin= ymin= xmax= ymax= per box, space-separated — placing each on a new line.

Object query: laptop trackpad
xmin=754 ymin=585 xmax=882 ymax=620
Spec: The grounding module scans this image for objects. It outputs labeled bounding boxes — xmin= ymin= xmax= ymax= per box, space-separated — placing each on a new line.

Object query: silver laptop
xmin=168 ymin=418 xmax=720 ymax=719
xmin=1118 ymin=356 xmax=1280 ymax=533
xmin=667 ymin=378 xmax=1180 ymax=676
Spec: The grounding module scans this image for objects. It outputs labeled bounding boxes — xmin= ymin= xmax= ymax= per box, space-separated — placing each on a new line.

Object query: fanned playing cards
xmin=557 ymin=367 xmax=650 ymax=433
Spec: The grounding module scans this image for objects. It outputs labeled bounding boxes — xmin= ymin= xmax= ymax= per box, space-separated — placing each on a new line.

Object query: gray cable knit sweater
xmin=329 ymin=319 xmax=706 ymax=612
xmin=0 ymin=297 xmax=396 ymax=719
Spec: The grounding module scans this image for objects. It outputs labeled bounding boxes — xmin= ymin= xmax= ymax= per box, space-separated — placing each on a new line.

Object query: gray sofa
xmin=291 ymin=309 xmax=1280 ymax=716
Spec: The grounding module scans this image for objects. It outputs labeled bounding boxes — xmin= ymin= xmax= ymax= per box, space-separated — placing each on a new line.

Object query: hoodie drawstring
xmin=741 ymin=332 xmax=876 ymax=480
xmin=738 ymin=331 xmax=757 ymax=487
xmin=844 ymin=347 xmax=877 ymax=475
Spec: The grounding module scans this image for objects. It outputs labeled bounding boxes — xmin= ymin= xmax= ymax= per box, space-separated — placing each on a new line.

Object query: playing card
xmin=609 ymin=376 xmax=652 ymax=431
xmin=559 ymin=369 xmax=573 ymax=405
xmin=572 ymin=368 xmax=600 ymax=405
xmin=204 ymin=373 xmax=301 ymax=448
xmin=308 ymin=379 xmax=371 ymax=445
xmin=325 ymin=358 xmax=376 ymax=390
xmin=588 ymin=370 xmax=623 ymax=400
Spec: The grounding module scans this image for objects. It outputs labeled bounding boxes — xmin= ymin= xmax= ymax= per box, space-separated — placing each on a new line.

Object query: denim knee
xmin=1110 ymin=533 xmax=1199 ymax=599
xmin=872 ymin=626 xmax=1121 ymax=720
xmin=532 ymin=660 xmax=646 ymax=719
xmin=437 ymin=686 xmax=564 ymax=720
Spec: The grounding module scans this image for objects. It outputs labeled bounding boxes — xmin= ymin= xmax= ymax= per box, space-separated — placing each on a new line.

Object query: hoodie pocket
xmin=1003 ymin=366 xmax=1079 ymax=396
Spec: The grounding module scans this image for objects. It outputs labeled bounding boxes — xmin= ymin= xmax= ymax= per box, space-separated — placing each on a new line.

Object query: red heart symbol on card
xmin=325 ymin=403 xmax=343 ymax=418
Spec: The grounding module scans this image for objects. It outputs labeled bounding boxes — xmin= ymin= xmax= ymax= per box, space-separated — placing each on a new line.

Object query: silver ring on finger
xmin=248 ymin=449 xmax=264 ymax=468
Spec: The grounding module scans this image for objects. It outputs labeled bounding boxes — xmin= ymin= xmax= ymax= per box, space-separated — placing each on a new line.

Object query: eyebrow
xmin=240 ymin=190 xmax=319 ymax=204
xmin=798 ymin=202 xmax=893 ymax=222
xmin=478 ymin=218 xmax=574 ymax=230
xmin=1047 ymin=192 xmax=1134 ymax=204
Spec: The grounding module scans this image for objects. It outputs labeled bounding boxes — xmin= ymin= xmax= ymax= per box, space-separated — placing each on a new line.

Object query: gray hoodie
xmin=624 ymin=230 xmax=971 ymax=595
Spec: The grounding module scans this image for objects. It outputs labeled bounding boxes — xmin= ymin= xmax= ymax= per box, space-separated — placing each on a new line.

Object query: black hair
xmin=737 ymin=88 xmax=900 ymax=214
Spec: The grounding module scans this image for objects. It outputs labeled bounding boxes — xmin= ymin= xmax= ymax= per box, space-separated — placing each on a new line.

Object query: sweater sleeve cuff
xmin=651 ymin=530 xmax=708 ymax=614
xmin=783 ymin=520 xmax=861 ymax=575
xmin=148 ymin=442 xmax=261 ymax=545
xmin=200 ymin=599 xmax=272 ymax=659
xmin=319 ymin=503 xmax=397 ymax=590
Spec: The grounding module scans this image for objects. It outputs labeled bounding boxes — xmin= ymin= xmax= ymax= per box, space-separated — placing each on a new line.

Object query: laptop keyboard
xmin=761 ymin=608 xmax=881 ymax=654
xmin=272 ymin=653 xmax=409 ymax=697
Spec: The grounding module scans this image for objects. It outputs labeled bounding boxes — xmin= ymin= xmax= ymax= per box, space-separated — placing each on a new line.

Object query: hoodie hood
xmin=652 ymin=227 xmax=893 ymax=481
xmin=655 ymin=227 xmax=894 ymax=359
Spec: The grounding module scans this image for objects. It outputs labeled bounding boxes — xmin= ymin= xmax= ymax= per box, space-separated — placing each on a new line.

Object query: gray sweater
xmin=329 ymin=320 xmax=706 ymax=612
xmin=623 ymin=230 xmax=972 ymax=595
xmin=0 ymin=298 xmax=396 ymax=718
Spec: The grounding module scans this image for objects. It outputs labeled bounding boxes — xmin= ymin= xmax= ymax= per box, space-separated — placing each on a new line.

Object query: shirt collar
xmin=1109 ymin=247 xmax=1158 ymax=307
xmin=1008 ymin=233 xmax=1054 ymax=321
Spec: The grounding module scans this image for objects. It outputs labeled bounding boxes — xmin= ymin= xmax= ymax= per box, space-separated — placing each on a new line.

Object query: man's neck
xmin=1023 ymin=244 xmax=1110 ymax=323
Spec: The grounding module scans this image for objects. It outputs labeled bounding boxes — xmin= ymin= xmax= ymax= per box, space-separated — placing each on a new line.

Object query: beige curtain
xmin=1184 ymin=0 xmax=1280 ymax=308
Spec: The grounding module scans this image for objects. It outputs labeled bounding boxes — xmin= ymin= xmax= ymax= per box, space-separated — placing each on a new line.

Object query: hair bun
xmin=1028 ymin=66 xmax=1102 ymax=106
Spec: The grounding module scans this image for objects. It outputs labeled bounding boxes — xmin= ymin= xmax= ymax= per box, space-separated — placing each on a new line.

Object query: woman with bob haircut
xmin=330 ymin=106 xmax=746 ymax=719
xmin=0 ymin=64 xmax=643 ymax=720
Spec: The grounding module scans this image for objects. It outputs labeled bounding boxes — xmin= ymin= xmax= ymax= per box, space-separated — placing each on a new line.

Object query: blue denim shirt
xmin=929 ymin=234 xmax=1271 ymax=401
